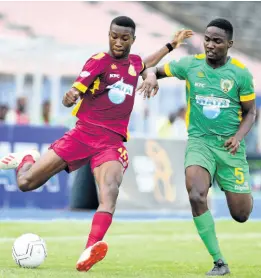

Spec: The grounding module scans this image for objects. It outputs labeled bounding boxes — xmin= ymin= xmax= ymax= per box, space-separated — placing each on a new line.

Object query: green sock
xmin=193 ymin=210 xmax=226 ymax=263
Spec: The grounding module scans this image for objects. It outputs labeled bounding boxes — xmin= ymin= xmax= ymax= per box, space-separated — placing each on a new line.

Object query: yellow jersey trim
xmin=195 ymin=54 xmax=206 ymax=59
xmin=164 ymin=63 xmax=174 ymax=77
xmin=231 ymin=58 xmax=245 ymax=69
xmin=240 ymin=93 xmax=255 ymax=102
xmin=90 ymin=77 xmax=100 ymax=94
xmin=92 ymin=52 xmax=105 ymax=60
xmin=72 ymin=99 xmax=83 ymax=116
xmin=73 ymin=82 xmax=88 ymax=94
xmin=185 ymin=80 xmax=191 ymax=129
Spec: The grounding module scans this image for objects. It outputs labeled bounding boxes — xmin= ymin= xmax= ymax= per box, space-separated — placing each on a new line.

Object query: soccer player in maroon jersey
xmin=0 ymin=16 xmax=192 ymax=271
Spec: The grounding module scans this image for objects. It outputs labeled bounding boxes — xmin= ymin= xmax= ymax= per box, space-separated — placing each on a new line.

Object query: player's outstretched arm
xmin=137 ymin=65 xmax=169 ymax=99
xmin=62 ymin=88 xmax=80 ymax=107
xmin=142 ymin=29 xmax=193 ymax=68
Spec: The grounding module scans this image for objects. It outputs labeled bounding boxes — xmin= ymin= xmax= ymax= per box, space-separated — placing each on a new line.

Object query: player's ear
xmin=132 ymin=35 xmax=136 ymax=44
xmin=228 ymin=40 xmax=233 ymax=49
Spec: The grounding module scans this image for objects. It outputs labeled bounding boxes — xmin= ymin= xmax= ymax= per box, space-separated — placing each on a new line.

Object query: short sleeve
xmin=72 ymin=54 xmax=104 ymax=93
xmin=163 ymin=56 xmax=193 ymax=80
xmin=239 ymin=69 xmax=255 ymax=102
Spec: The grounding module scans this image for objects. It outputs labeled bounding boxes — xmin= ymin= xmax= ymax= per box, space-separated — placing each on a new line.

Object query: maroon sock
xmin=16 ymin=155 xmax=35 ymax=175
xmin=86 ymin=211 xmax=112 ymax=248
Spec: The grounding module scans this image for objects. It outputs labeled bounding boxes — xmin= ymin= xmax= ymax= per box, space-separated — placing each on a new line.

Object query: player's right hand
xmin=137 ymin=72 xmax=159 ymax=99
xmin=63 ymin=88 xmax=80 ymax=107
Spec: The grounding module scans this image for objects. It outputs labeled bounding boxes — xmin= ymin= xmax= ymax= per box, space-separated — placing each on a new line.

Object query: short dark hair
xmin=207 ymin=18 xmax=233 ymax=40
xmin=110 ymin=16 xmax=136 ymax=34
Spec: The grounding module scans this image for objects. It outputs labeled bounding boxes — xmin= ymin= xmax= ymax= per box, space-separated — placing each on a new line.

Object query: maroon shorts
xmin=49 ymin=121 xmax=128 ymax=173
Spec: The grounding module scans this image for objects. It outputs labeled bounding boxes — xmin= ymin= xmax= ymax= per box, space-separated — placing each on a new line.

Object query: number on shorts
xmin=235 ymin=167 xmax=244 ymax=184
xmin=118 ymin=147 xmax=128 ymax=161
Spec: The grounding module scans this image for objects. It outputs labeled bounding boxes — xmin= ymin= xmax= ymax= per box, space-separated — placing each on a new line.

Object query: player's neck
xmin=206 ymin=56 xmax=230 ymax=69
xmin=107 ymin=50 xmax=129 ymax=60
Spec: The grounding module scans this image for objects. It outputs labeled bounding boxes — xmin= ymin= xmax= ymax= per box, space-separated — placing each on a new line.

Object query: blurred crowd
xmin=0 ymin=96 xmax=260 ymax=156
xmin=0 ymin=97 xmax=50 ymax=126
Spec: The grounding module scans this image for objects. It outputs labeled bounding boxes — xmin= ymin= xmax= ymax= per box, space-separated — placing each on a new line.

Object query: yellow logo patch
xmin=128 ymin=64 xmax=137 ymax=76
xmin=220 ymin=79 xmax=234 ymax=93
xmin=197 ymin=72 xmax=205 ymax=78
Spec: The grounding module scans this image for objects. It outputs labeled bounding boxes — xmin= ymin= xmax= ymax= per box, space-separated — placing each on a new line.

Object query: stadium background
xmin=0 ymin=1 xmax=261 ymax=219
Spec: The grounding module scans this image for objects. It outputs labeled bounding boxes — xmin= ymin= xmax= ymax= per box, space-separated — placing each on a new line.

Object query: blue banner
xmin=0 ymin=125 xmax=69 ymax=209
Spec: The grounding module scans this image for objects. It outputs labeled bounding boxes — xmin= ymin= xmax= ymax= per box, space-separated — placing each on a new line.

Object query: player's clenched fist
xmin=62 ymin=88 xmax=80 ymax=107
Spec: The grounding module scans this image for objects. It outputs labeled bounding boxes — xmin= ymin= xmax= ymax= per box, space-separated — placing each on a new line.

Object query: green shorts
xmin=185 ymin=135 xmax=251 ymax=193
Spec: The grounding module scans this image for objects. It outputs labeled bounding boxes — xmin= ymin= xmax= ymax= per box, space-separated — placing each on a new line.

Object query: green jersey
xmin=164 ymin=54 xmax=255 ymax=137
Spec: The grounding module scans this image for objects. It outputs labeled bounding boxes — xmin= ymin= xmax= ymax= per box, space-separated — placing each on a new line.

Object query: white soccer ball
xmin=12 ymin=233 xmax=47 ymax=268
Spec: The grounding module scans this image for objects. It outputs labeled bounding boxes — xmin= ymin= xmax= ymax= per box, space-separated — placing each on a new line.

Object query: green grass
xmin=0 ymin=220 xmax=260 ymax=278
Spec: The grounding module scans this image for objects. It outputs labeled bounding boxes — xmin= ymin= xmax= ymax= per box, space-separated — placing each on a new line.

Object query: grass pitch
xmin=0 ymin=220 xmax=260 ymax=278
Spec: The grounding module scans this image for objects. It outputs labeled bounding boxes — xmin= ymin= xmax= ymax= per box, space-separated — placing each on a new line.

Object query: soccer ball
xmin=12 ymin=233 xmax=47 ymax=268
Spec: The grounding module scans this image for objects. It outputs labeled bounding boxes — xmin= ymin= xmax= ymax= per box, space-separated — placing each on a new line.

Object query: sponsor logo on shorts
xmin=234 ymin=182 xmax=250 ymax=192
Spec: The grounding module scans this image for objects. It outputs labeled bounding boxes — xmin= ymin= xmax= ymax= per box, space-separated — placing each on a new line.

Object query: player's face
xmin=204 ymin=27 xmax=233 ymax=62
xmin=109 ymin=24 xmax=135 ymax=59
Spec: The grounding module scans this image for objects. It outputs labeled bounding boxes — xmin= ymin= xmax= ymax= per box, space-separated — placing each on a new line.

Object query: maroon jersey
xmin=72 ymin=52 xmax=144 ymax=140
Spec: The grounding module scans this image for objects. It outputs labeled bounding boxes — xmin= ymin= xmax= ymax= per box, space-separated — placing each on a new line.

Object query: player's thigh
xmin=92 ymin=145 xmax=128 ymax=188
xmin=215 ymin=146 xmax=252 ymax=220
xmin=185 ymin=138 xmax=216 ymax=193
xmin=24 ymin=149 xmax=67 ymax=183
xmin=215 ymin=146 xmax=251 ymax=194
xmin=225 ymin=191 xmax=253 ymax=222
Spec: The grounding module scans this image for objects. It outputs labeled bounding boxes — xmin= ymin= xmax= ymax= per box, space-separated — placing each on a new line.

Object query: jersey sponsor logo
xmin=111 ymin=64 xmax=117 ymax=69
xmin=79 ymin=71 xmax=90 ymax=78
xmin=128 ymin=64 xmax=137 ymax=76
xmin=195 ymin=82 xmax=205 ymax=88
xmin=220 ymin=79 xmax=234 ymax=93
xmin=110 ymin=74 xmax=120 ymax=79
xmin=107 ymin=78 xmax=134 ymax=104
xmin=196 ymin=95 xmax=230 ymax=119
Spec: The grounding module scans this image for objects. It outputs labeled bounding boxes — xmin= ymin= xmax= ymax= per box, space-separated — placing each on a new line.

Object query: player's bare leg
xmin=225 ymin=191 xmax=253 ymax=223
xmin=0 ymin=149 xmax=67 ymax=191
xmin=186 ymin=166 xmax=230 ymax=276
xmin=76 ymin=160 xmax=123 ymax=272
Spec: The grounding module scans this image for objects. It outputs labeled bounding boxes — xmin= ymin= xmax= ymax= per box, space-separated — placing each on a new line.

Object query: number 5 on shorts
xmin=118 ymin=147 xmax=128 ymax=162
xmin=235 ymin=167 xmax=244 ymax=184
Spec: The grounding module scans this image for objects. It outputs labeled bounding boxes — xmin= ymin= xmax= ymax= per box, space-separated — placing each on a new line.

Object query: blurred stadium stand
xmin=146 ymin=1 xmax=261 ymax=60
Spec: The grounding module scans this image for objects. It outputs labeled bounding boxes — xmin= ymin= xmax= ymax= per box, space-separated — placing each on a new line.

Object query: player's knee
xmin=231 ymin=213 xmax=249 ymax=223
xmin=18 ymin=176 xmax=31 ymax=192
xmin=231 ymin=208 xmax=251 ymax=223
xmin=104 ymin=170 xmax=122 ymax=188
xmin=103 ymin=171 xmax=122 ymax=197
xmin=188 ymin=187 xmax=207 ymax=207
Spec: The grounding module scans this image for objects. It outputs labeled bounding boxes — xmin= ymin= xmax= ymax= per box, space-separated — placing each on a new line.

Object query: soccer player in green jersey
xmin=139 ymin=18 xmax=256 ymax=276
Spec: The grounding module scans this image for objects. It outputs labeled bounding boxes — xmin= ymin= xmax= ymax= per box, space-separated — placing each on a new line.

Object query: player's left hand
xmin=137 ymin=73 xmax=159 ymax=99
xmin=224 ymin=136 xmax=241 ymax=155
xmin=171 ymin=29 xmax=194 ymax=49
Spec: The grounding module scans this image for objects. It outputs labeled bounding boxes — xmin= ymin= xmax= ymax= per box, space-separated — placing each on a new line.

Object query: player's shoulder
xmin=229 ymin=57 xmax=250 ymax=72
xmin=193 ymin=53 xmax=206 ymax=64
xmin=229 ymin=57 xmax=253 ymax=79
xmin=90 ymin=52 xmax=108 ymax=61
xmin=129 ymin=54 xmax=142 ymax=63
xmin=85 ymin=52 xmax=111 ymax=65
xmin=129 ymin=54 xmax=144 ymax=71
